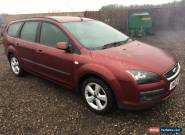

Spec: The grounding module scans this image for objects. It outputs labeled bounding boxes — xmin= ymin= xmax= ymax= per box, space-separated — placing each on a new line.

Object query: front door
xmin=34 ymin=22 xmax=74 ymax=87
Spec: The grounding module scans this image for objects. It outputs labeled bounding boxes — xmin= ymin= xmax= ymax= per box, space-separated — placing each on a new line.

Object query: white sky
xmin=0 ymin=0 xmax=181 ymax=14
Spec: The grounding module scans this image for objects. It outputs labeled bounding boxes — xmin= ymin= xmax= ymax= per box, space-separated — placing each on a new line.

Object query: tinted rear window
xmin=7 ymin=22 xmax=22 ymax=37
xmin=20 ymin=21 xmax=39 ymax=42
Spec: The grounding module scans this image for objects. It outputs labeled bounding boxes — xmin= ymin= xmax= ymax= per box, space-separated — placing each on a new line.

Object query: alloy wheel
xmin=10 ymin=57 xmax=20 ymax=75
xmin=84 ymin=82 xmax=108 ymax=111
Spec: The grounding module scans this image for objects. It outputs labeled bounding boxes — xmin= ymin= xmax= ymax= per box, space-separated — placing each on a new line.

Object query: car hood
xmin=92 ymin=41 xmax=177 ymax=74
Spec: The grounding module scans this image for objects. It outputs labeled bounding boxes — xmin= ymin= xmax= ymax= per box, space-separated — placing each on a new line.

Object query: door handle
xmin=36 ymin=49 xmax=43 ymax=53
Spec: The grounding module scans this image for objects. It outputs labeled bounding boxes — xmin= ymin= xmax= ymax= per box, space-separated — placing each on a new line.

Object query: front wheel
xmin=81 ymin=77 xmax=115 ymax=114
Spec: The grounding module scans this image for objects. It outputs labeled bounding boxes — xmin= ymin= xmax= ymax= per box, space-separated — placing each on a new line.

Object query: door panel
xmin=34 ymin=44 xmax=74 ymax=86
xmin=17 ymin=39 xmax=37 ymax=72
xmin=17 ymin=21 xmax=40 ymax=72
xmin=34 ymin=22 xmax=75 ymax=86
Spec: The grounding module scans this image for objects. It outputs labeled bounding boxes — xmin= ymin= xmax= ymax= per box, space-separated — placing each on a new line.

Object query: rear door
xmin=18 ymin=21 xmax=40 ymax=72
xmin=4 ymin=22 xmax=23 ymax=57
xmin=34 ymin=22 xmax=74 ymax=87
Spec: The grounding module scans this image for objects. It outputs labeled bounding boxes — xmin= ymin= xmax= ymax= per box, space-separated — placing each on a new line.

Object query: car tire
xmin=9 ymin=54 xmax=25 ymax=77
xmin=81 ymin=77 xmax=115 ymax=114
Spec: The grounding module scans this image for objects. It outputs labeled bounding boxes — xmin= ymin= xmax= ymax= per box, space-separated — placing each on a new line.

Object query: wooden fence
xmin=1 ymin=6 xmax=185 ymax=33
xmin=84 ymin=10 xmax=129 ymax=33
xmin=84 ymin=6 xmax=185 ymax=33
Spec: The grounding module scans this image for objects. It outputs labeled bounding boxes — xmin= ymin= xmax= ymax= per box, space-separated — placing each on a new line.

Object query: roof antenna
xmin=80 ymin=16 xmax=84 ymax=21
xmin=64 ymin=0 xmax=83 ymax=21
xmin=78 ymin=15 xmax=84 ymax=21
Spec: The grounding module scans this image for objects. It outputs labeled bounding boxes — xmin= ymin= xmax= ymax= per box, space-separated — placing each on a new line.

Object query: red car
xmin=3 ymin=16 xmax=180 ymax=114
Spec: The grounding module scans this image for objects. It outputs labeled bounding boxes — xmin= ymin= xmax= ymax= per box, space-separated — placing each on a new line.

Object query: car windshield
xmin=63 ymin=21 xmax=129 ymax=49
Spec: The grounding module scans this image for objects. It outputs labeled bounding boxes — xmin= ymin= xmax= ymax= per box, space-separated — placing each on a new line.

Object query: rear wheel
xmin=9 ymin=55 xmax=25 ymax=76
xmin=81 ymin=77 xmax=115 ymax=114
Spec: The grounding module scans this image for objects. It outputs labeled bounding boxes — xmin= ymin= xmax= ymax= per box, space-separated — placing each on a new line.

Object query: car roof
xmin=46 ymin=16 xmax=93 ymax=23
xmin=10 ymin=16 xmax=94 ymax=24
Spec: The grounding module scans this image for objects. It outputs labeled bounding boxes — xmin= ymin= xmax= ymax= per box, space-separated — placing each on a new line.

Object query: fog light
xmin=140 ymin=88 xmax=165 ymax=102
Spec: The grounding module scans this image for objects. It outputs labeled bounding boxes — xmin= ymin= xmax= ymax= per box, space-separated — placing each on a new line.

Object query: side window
xmin=7 ymin=22 xmax=22 ymax=37
xmin=40 ymin=22 xmax=69 ymax=47
xmin=20 ymin=21 xmax=39 ymax=42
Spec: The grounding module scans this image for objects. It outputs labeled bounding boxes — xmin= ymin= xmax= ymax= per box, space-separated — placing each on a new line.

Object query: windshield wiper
xmin=101 ymin=38 xmax=132 ymax=49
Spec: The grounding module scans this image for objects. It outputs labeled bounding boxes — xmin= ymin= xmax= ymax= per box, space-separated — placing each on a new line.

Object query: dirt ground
xmin=0 ymin=30 xmax=185 ymax=135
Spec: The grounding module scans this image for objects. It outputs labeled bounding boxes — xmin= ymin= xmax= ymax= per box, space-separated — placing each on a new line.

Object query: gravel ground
xmin=0 ymin=31 xmax=185 ymax=135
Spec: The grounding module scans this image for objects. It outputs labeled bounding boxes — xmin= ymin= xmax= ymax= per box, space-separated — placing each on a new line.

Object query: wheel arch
xmin=6 ymin=45 xmax=17 ymax=61
xmin=79 ymin=73 xmax=106 ymax=92
xmin=7 ymin=51 xmax=14 ymax=61
xmin=78 ymin=72 xmax=118 ymax=107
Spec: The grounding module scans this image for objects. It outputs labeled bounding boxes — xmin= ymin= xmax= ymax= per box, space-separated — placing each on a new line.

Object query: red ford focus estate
xmin=3 ymin=16 xmax=180 ymax=114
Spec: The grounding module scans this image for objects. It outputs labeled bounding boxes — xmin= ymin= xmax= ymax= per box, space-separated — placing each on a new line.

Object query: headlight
xmin=127 ymin=70 xmax=161 ymax=84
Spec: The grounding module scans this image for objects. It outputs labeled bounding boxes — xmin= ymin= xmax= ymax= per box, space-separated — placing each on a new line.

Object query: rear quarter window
xmin=7 ymin=22 xmax=23 ymax=37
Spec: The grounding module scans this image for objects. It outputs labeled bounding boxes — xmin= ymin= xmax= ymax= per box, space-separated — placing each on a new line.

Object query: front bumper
xmin=117 ymin=63 xmax=181 ymax=110
xmin=119 ymin=87 xmax=175 ymax=110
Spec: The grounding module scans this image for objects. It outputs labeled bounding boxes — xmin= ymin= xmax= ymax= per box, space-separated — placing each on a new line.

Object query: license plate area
xmin=169 ymin=76 xmax=179 ymax=90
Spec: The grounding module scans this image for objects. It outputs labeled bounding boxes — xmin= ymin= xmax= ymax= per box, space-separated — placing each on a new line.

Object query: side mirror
xmin=56 ymin=42 xmax=68 ymax=50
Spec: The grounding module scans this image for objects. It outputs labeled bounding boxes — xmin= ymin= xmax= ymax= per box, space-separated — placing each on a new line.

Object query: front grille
xmin=164 ymin=63 xmax=180 ymax=81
